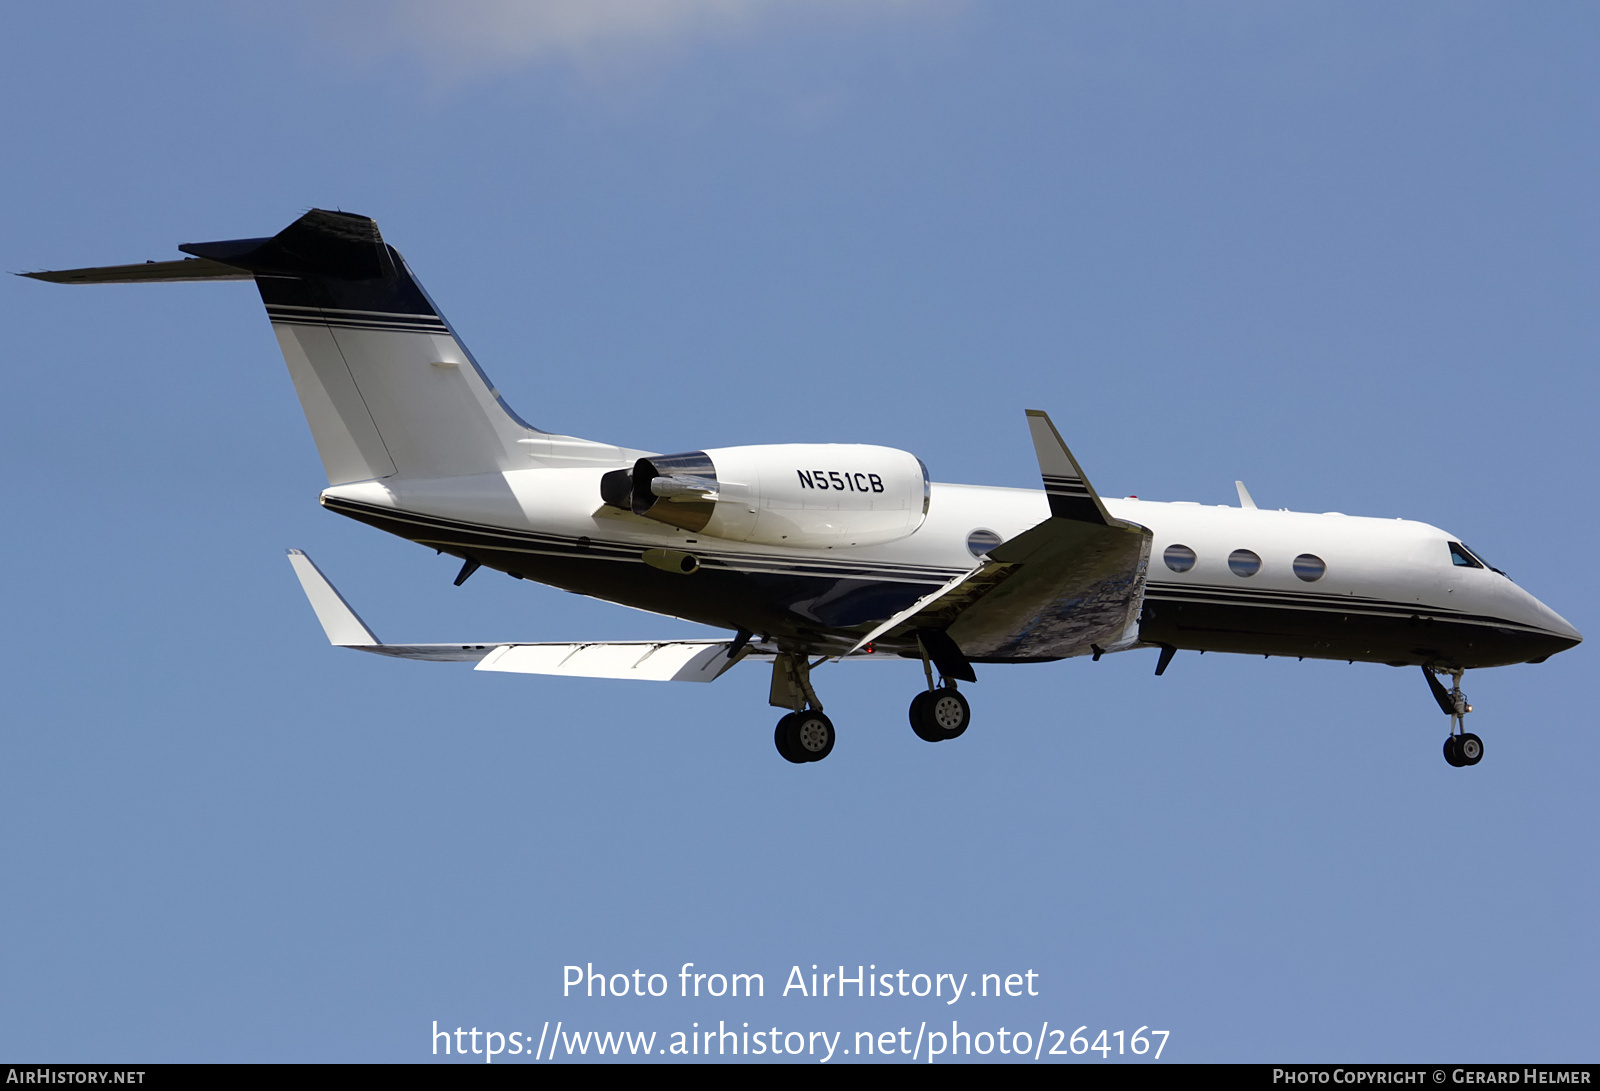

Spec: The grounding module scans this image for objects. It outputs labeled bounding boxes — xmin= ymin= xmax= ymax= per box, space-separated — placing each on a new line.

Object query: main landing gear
xmin=775 ymin=709 xmax=835 ymax=764
xmin=770 ymin=653 xmax=835 ymax=764
xmin=1424 ymin=666 xmax=1483 ymax=768
xmin=910 ymin=686 xmax=970 ymax=742
xmin=766 ymin=637 xmax=977 ymax=763
xmin=908 ymin=634 xmax=972 ymax=743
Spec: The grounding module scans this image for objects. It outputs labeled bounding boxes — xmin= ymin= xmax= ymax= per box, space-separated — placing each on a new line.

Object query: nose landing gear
xmin=1425 ymin=666 xmax=1483 ymax=767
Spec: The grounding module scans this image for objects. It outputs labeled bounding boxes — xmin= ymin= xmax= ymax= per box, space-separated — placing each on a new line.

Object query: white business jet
xmin=25 ymin=210 xmax=1581 ymax=766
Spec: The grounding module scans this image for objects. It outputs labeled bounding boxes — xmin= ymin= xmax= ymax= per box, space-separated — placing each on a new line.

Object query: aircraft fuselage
xmin=320 ymin=472 xmax=1579 ymax=672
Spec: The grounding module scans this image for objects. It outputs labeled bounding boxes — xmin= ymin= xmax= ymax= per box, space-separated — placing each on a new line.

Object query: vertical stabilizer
xmin=179 ymin=209 xmax=559 ymax=483
xmin=24 ymin=209 xmax=642 ymax=483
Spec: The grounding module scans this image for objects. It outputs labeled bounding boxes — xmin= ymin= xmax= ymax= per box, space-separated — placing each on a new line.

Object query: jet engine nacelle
xmin=601 ymin=444 xmax=930 ymax=548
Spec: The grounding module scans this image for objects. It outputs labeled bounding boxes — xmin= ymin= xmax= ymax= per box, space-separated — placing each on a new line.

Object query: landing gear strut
xmin=909 ymin=633 xmax=972 ymax=743
xmin=1425 ymin=666 xmax=1482 ymax=768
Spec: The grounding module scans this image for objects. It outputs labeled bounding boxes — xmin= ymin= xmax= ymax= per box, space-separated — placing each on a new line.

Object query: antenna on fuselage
xmin=1235 ymin=480 xmax=1257 ymax=509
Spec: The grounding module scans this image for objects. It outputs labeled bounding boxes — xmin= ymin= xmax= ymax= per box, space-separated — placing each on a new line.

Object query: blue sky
xmin=2 ymin=1 xmax=1595 ymax=1063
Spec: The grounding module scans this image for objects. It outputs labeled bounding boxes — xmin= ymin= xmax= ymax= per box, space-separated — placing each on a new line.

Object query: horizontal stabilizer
xmin=19 ymin=257 xmax=252 ymax=284
xmin=178 ymin=209 xmax=396 ymax=280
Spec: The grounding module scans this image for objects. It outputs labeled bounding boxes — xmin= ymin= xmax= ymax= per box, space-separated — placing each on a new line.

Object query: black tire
xmin=927 ymin=688 xmax=970 ymax=739
xmin=909 ymin=691 xmax=942 ymax=742
xmin=1457 ymin=733 xmax=1484 ymax=766
xmin=789 ymin=710 xmax=835 ymax=762
xmin=774 ymin=714 xmax=807 ymax=764
xmin=1442 ymin=735 xmax=1464 ymax=767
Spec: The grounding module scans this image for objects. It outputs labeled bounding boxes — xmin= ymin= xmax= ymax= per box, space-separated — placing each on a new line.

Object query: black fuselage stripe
xmin=321 ymin=497 xmax=966 ymax=582
xmin=1147 ymin=586 xmax=1467 ymax=616
xmin=266 ymin=306 xmax=448 ymax=327
xmin=271 ymin=318 xmax=451 ymax=334
xmin=267 ymin=304 xmax=437 ymax=317
xmin=1145 ymin=591 xmax=1548 ymax=635
xmin=267 ymin=307 xmax=441 ymax=320
xmin=1147 ymin=589 xmax=1453 ymax=614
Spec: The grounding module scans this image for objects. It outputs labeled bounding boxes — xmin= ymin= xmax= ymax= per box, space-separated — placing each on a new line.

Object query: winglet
xmin=1024 ymin=410 xmax=1113 ymax=525
xmin=286 ymin=549 xmax=380 ymax=646
xmin=1235 ymin=480 xmax=1257 ymax=509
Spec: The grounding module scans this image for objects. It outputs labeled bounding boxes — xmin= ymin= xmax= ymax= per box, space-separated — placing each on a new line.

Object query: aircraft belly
xmin=1139 ymin=594 xmax=1573 ymax=668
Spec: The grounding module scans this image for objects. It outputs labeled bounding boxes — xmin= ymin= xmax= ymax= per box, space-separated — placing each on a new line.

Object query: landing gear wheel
xmin=1457 ymin=732 xmax=1483 ymax=766
xmin=910 ymin=687 xmax=970 ymax=742
xmin=787 ymin=710 xmax=835 ymax=762
xmin=909 ymin=691 xmax=940 ymax=742
xmin=929 ymin=688 xmax=970 ymax=739
xmin=774 ymin=714 xmax=807 ymax=764
xmin=1442 ymin=736 xmax=1464 ymax=767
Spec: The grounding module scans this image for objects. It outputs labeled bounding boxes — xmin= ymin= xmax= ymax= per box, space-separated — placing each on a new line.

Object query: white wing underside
xmin=479 ymin=641 xmax=761 ymax=682
xmin=286 ymin=549 xmax=784 ymax=682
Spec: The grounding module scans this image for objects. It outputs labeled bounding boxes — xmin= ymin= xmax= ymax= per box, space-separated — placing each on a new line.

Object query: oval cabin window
xmin=1293 ymin=553 xmax=1326 ymax=582
xmin=1228 ymin=549 xmax=1261 ymax=577
xmin=1163 ymin=544 xmax=1197 ymax=573
xmin=967 ymin=529 xmax=1002 ymax=558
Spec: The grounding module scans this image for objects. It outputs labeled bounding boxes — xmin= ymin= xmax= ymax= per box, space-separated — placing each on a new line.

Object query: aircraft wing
xmin=286 ymin=549 xmax=774 ymax=682
xmin=847 ymin=411 xmax=1152 ymax=663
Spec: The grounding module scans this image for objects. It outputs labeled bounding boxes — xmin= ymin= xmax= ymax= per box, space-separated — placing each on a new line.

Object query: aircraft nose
xmin=1521 ymin=589 xmax=1581 ymax=660
xmin=1547 ymin=616 xmax=1582 ymax=648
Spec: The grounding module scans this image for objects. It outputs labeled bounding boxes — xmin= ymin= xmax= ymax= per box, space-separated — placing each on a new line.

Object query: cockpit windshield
xmin=1449 ymin=541 xmax=1508 ymax=579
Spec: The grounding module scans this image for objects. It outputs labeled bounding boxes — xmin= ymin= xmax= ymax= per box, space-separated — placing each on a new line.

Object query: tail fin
xmin=26 ymin=209 xmax=631 ymax=483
